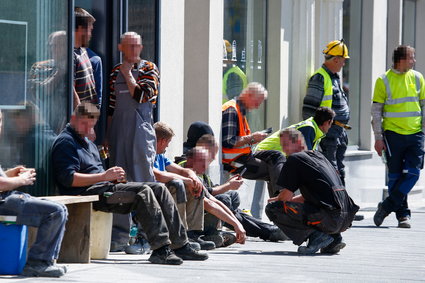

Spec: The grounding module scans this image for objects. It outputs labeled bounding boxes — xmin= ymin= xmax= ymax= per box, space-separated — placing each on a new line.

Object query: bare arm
xmin=204 ymin=196 xmax=246 ymax=244
xmin=166 ymin=163 xmax=203 ymax=197
xmin=0 ymin=169 xmax=36 ymax=192
xmin=71 ymin=166 xmax=125 ymax=187
xmin=210 ymin=175 xmax=243 ymax=196
xmin=268 ymin=188 xmax=304 ymax=203
xmin=153 ymin=168 xmax=192 ymax=185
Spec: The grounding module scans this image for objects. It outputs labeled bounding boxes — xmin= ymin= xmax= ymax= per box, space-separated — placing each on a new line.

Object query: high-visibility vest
xmin=290 ymin=117 xmax=324 ymax=150
xmin=380 ymin=70 xmax=423 ymax=134
xmin=255 ymin=117 xmax=324 ymax=153
xmin=222 ymin=100 xmax=252 ymax=167
xmin=315 ymin=67 xmax=333 ymax=108
xmin=222 ymin=66 xmax=248 ymax=96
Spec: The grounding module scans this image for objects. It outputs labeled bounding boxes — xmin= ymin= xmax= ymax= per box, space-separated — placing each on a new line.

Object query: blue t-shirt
xmin=154 ymin=154 xmax=172 ymax=172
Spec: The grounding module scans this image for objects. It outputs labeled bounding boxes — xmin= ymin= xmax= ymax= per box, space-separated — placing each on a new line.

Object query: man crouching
xmin=266 ymin=128 xmax=359 ymax=255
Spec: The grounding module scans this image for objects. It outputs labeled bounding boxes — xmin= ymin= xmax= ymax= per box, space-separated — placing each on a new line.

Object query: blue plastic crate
xmin=0 ymin=223 xmax=28 ymax=275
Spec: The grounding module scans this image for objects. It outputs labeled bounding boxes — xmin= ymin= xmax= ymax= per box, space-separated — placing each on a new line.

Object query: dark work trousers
xmin=320 ymin=125 xmax=348 ymax=185
xmin=84 ymin=182 xmax=188 ymax=250
xmin=234 ymin=150 xmax=286 ymax=197
xmin=204 ymin=191 xmax=277 ymax=240
xmin=382 ymin=130 xmax=424 ymax=219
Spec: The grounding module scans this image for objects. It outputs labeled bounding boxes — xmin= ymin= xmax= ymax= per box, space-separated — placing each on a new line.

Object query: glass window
xmin=223 ymin=0 xmax=267 ymax=132
xmin=0 ymin=1 xmax=69 ymax=195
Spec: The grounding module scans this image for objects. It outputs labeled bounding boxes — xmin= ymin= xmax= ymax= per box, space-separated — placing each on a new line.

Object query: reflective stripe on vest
xmin=315 ymin=68 xmax=333 ymax=108
xmin=382 ymin=71 xmax=422 ymax=119
xmin=222 ymin=100 xmax=252 ymax=165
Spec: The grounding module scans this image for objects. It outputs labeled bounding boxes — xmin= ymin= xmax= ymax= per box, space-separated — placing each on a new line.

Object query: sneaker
xmin=174 ymin=243 xmax=208 ymax=261
xmin=187 ymin=231 xmax=216 ymax=250
xmin=21 ymin=259 xmax=66 ymax=278
xmin=125 ymin=237 xmax=151 ymax=255
xmin=354 ymin=214 xmax=364 ymax=221
xmin=298 ymin=231 xmax=334 ymax=255
xmin=110 ymin=241 xmax=128 ymax=252
xmin=320 ymin=235 xmax=346 ymax=254
xmin=398 ymin=217 xmax=411 ymax=228
xmin=221 ymin=232 xmax=237 ymax=247
xmin=148 ymin=245 xmax=183 ymax=265
xmin=267 ymin=227 xmax=290 ymax=242
xmin=373 ymin=202 xmax=390 ymax=227
xmin=202 ymin=233 xmax=224 ymax=248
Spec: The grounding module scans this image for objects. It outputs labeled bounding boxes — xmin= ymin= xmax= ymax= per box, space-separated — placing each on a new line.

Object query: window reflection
xmin=223 ymin=0 xmax=267 ymax=131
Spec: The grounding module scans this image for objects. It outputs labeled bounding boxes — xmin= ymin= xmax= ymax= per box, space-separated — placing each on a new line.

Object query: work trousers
xmin=84 ymin=182 xmax=187 ymax=250
xmin=0 ymin=191 xmax=68 ymax=261
xmin=320 ymin=125 xmax=348 ymax=184
xmin=204 ymin=191 xmax=277 ymax=240
xmin=166 ymin=179 xmax=204 ymax=231
xmin=382 ymin=130 xmax=424 ymax=219
xmin=265 ymin=201 xmax=350 ymax=246
xmin=234 ymin=150 xmax=286 ymax=197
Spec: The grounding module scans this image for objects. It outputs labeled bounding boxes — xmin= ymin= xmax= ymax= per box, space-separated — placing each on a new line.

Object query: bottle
xmin=381 ymin=149 xmax=387 ymax=164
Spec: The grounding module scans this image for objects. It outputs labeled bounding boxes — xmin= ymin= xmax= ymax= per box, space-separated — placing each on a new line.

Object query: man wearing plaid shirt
xmin=221 ymin=82 xmax=286 ymax=197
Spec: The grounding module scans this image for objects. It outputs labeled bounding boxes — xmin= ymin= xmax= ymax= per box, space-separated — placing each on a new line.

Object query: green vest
xmin=315 ymin=67 xmax=333 ymax=108
xmin=379 ymin=70 xmax=423 ymax=134
xmin=255 ymin=117 xmax=324 ymax=152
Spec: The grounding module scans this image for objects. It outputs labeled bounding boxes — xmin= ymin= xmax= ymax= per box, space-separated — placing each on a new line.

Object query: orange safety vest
xmin=222 ymin=100 xmax=252 ymax=169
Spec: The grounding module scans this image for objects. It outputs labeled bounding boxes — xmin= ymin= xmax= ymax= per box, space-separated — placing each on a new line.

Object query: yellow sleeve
xmin=372 ymin=77 xmax=387 ymax=103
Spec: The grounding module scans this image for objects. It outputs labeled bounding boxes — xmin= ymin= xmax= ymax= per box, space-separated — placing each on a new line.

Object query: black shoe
xmin=202 ymin=233 xmax=224 ymax=248
xmin=148 ymin=245 xmax=183 ymax=265
xmin=221 ymin=232 xmax=237 ymax=247
xmin=21 ymin=259 xmax=66 ymax=278
xmin=188 ymin=241 xmax=201 ymax=251
xmin=374 ymin=202 xmax=390 ymax=227
xmin=320 ymin=235 xmax=346 ymax=254
xmin=298 ymin=231 xmax=334 ymax=255
xmin=187 ymin=231 xmax=216 ymax=250
xmin=354 ymin=214 xmax=364 ymax=221
xmin=174 ymin=243 xmax=208 ymax=261
xmin=267 ymin=227 xmax=290 ymax=242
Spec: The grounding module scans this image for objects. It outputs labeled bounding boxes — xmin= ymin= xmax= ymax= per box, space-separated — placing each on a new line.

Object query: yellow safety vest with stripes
xmin=315 ymin=67 xmax=333 ymax=108
xmin=373 ymin=69 xmax=425 ymax=135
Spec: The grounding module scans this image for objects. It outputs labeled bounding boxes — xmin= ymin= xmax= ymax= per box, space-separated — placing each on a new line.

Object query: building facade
xmin=0 ymin=0 xmax=424 ymax=208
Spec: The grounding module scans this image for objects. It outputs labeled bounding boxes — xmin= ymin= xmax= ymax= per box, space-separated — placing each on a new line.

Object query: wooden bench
xmin=28 ymin=195 xmax=112 ymax=264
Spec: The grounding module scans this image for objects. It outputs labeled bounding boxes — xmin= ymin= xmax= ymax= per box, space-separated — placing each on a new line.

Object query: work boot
xmin=21 ymin=259 xmax=67 ymax=278
xmin=267 ymin=227 xmax=290 ymax=242
xmin=202 ymin=232 xmax=224 ymax=248
xmin=188 ymin=241 xmax=201 ymax=251
xmin=373 ymin=202 xmax=390 ymax=227
xmin=173 ymin=243 xmax=208 ymax=261
xmin=398 ymin=217 xmax=411 ymax=228
xmin=221 ymin=231 xmax=237 ymax=247
xmin=320 ymin=234 xmax=346 ymax=254
xmin=298 ymin=231 xmax=334 ymax=255
xmin=187 ymin=230 xmax=216 ymax=250
xmin=148 ymin=245 xmax=183 ymax=265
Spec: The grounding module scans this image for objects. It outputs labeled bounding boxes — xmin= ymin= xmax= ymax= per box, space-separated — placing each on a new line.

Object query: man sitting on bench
xmin=0 ymin=109 xmax=68 ymax=277
xmin=51 ymin=102 xmax=207 ymax=265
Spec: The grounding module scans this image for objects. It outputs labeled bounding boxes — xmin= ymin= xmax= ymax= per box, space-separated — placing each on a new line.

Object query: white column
xmin=289 ymin=0 xmax=315 ymax=123
xmin=266 ymin=0 xmax=291 ymax=130
xmin=183 ymin=0 xmax=223 ymax=181
xmin=386 ymin=0 xmax=402 ymax=69
xmin=359 ymin=0 xmax=387 ymax=150
xmin=159 ymin=0 xmax=186 ymax=158
xmin=314 ymin=0 xmax=344 ymax=70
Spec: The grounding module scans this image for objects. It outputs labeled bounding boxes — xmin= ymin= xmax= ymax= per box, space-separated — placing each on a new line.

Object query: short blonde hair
xmin=154 ymin=121 xmax=175 ymax=140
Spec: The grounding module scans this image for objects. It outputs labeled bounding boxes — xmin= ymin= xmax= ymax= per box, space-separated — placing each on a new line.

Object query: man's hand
xmin=251 ymin=131 xmax=268 ymax=144
xmin=268 ymin=189 xmax=293 ymax=203
xmin=119 ymin=61 xmax=133 ymax=75
xmin=18 ymin=169 xmax=36 ymax=186
xmin=374 ymin=140 xmax=386 ymax=156
xmin=227 ymin=175 xmax=243 ymax=190
xmin=234 ymin=224 xmax=247 ymax=244
xmin=103 ymin=166 xmax=126 ymax=182
xmin=5 ymin=166 xmax=26 ymax=177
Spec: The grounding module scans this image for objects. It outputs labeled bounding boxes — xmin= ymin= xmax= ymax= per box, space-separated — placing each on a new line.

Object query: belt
xmin=333 ymin=120 xmax=352 ymax=130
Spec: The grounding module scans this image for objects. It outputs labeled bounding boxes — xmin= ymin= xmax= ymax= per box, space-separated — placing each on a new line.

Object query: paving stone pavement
xmin=1 ymin=205 xmax=425 ymax=283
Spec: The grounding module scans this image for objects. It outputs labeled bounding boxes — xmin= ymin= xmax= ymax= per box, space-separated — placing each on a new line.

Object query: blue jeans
xmin=382 ymin=130 xmax=424 ymax=219
xmin=0 ymin=191 xmax=68 ymax=261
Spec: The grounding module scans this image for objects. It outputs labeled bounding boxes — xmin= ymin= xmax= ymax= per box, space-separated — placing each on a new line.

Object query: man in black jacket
xmin=266 ymin=128 xmax=359 ymax=255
